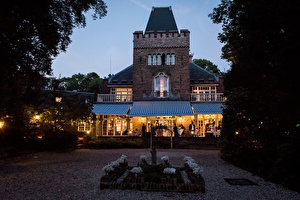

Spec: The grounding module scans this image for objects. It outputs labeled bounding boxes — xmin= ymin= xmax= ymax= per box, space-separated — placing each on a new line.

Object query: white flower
xmin=110 ymin=161 xmax=120 ymax=168
xmin=186 ymin=161 xmax=199 ymax=170
xmin=130 ymin=166 xmax=143 ymax=174
xmin=117 ymin=155 xmax=127 ymax=164
xmin=140 ymin=155 xmax=147 ymax=162
xmin=163 ymin=167 xmax=176 ymax=174
xmin=102 ymin=164 xmax=114 ymax=174
xmin=161 ymin=156 xmax=169 ymax=162
xmin=193 ymin=166 xmax=204 ymax=175
xmin=183 ymin=156 xmax=193 ymax=162
xmin=183 ymin=156 xmax=195 ymax=163
xmin=120 ymin=154 xmax=127 ymax=160
xmin=117 ymin=157 xmax=125 ymax=164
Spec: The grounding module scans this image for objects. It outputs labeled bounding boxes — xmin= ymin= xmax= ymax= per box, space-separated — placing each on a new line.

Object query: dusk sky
xmin=52 ymin=0 xmax=230 ymax=78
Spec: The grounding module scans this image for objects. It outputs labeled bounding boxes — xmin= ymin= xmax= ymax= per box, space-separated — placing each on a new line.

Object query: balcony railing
xmin=96 ymin=93 xmax=225 ymax=102
xmin=97 ymin=94 xmax=133 ymax=102
xmin=190 ymin=93 xmax=225 ymax=102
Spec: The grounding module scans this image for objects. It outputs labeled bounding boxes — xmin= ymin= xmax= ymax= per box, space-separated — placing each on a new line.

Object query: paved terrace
xmin=0 ymin=149 xmax=299 ymax=200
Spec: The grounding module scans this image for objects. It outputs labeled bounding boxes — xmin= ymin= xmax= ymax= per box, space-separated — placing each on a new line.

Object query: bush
xmin=87 ymin=137 xmax=146 ymax=149
xmin=40 ymin=130 xmax=78 ymax=151
xmin=177 ymin=139 xmax=194 ymax=149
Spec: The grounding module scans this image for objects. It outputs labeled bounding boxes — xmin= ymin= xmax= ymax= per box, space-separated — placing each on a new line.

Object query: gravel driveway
xmin=0 ymin=148 xmax=299 ymax=200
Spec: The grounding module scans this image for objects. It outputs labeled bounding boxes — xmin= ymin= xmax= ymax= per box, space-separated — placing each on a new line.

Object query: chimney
xmin=189 ymin=53 xmax=194 ymax=62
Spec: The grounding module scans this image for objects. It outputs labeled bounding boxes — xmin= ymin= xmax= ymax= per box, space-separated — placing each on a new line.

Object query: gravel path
xmin=0 ymin=149 xmax=299 ymax=200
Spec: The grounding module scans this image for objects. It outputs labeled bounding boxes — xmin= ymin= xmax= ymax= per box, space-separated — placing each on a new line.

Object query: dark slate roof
xmin=145 ymin=7 xmax=178 ymax=33
xmin=107 ymin=63 xmax=218 ymax=85
xmin=189 ymin=62 xmax=219 ymax=83
xmin=108 ymin=65 xmax=133 ymax=85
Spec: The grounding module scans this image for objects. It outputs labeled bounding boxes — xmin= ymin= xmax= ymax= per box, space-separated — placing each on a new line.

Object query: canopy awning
xmin=92 ymin=103 xmax=132 ymax=115
xmin=129 ymin=101 xmax=194 ymax=116
xmin=191 ymin=102 xmax=223 ymax=114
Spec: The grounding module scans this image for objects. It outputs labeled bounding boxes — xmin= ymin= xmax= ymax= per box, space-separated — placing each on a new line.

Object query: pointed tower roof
xmin=145 ymin=6 xmax=178 ymax=33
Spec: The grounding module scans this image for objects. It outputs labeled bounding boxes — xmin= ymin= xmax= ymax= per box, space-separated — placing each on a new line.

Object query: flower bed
xmin=100 ymin=155 xmax=205 ymax=193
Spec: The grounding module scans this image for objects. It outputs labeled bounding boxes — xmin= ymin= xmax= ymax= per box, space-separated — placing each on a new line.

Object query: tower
xmin=132 ymin=7 xmax=190 ymax=101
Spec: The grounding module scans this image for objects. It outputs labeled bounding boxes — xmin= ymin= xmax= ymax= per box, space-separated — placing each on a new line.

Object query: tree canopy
xmin=193 ymin=58 xmax=221 ymax=75
xmin=0 ymin=0 xmax=107 ymax=122
xmin=209 ymin=0 xmax=300 ymax=191
xmin=61 ymin=72 xmax=102 ymax=93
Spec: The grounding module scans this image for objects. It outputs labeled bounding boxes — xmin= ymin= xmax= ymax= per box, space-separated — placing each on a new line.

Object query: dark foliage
xmin=0 ymin=0 xmax=107 ymax=128
xmin=210 ymin=0 xmax=300 ymax=192
xmin=40 ymin=130 xmax=78 ymax=151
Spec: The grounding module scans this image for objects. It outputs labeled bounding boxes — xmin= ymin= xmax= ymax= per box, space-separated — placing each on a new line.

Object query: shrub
xmin=87 ymin=137 xmax=146 ymax=149
xmin=177 ymin=140 xmax=194 ymax=149
xmin=41 ymin=130 xmax=78 ymax=151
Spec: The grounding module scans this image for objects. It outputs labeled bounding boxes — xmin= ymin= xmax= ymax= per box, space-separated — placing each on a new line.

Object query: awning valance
xmin=92 ymin=103 xmax=132 ymax=115
xmin=191 ymin=102 xmax=223 ymax=114
xmin=129 ymin=101 xmax=194 ymax=116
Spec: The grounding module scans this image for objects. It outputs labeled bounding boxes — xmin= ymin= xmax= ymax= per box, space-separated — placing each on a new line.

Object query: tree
xmin=193 ymin=58 xmax=221 ymax=75
xmin=62 ymin=72 xmax=102 ymax=93
xmin=0 ymin=0 xmax=107 ymax=126
xmin=33 ymin=90 xmax=93 ymax=132
xmin=209 ymin=0 xmax=300 ymax=191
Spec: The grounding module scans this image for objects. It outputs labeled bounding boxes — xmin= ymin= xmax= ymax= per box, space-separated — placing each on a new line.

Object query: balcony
xmin=97 ymin=94 xmax=133 ymax=102
xmin=96 ymin=93 xmax=225 ymax=102
xmin=190 ymin=93 xmax=225 ymax=102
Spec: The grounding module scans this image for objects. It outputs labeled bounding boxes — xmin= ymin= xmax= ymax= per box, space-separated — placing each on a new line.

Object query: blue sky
xmin=52 ymin=0 xmax=230 ymax=78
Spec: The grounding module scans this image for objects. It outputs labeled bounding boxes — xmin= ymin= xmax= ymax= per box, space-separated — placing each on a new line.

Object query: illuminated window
xmin=154 ymin=72 xmax=169 ymax=98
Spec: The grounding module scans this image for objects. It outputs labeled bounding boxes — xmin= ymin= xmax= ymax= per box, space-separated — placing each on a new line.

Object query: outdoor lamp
xmin=35 ymin=115 xmax=40 ymax=120
xmin=55 ymin=97 xmax=62 ymax=103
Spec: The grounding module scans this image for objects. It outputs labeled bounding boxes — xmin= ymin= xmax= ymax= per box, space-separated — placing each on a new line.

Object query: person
xmin=142 ymin=123 xmax=146 ymax=137
xmin=196 ymin=126 xmax=200 ymax=137
xmin=135 ymin=128 xmax=139 ymax=136
xmin=123 ymin=129 xmax=128 ymax=135
xmin=157 ymin=124 xmax=163 ymax=136
xmin=173 ymin=124 xmax=179 ymax=137
xmin=212 ymin=121 xmax=217 ymax=137
xmin=178 ymin=124 xmax=184 ymax=136
xmin=189 ymin=121 xmax=195 ymax=136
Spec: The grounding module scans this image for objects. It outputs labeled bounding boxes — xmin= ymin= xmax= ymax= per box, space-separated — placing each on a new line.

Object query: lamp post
xmin=54 ymin=95 xmax=62 ymax=131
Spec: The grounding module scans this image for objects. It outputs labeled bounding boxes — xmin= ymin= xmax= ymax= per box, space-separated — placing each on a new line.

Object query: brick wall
xmin=132 ymin=30 xmax=191 ymax=101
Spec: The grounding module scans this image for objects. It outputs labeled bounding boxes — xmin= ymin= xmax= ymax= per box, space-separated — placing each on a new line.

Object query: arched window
xmin=157 ymin=54 xmax=161 ymax=65
xmin=154 ymin=72 xmax=169 ymax=98
xmin=166 ymin=54 xmax=171 ymax=65
xmin=148 ymin=54 xmax=152 ymax=65
xmin=153 ymin=54 xmax=157 ymax=65
xmin=171 ymin=54 xmax=175 ymax=65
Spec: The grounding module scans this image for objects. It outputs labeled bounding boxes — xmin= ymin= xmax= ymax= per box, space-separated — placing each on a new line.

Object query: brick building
xmin=92 ymin=7 xmax=224 ymax=137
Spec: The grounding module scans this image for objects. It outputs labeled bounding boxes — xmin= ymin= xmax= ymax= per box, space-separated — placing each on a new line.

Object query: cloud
xmin=128 ymin=0 xmax=151 ymax=11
